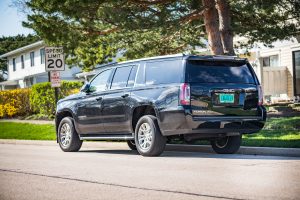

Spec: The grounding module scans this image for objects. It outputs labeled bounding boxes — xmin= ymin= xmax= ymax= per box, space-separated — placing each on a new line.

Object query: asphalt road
xmin=0 ymin=142 xmax=299 ymax=200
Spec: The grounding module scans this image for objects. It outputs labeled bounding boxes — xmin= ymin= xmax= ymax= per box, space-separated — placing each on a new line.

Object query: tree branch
xmin=128 ymin=0 xmax=175 ymax=5
xmin=82 ymin=27 xmax=119 ymax=36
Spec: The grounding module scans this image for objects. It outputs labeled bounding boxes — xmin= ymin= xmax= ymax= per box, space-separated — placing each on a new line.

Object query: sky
xmin=0 ymin=0 xmax=34 ymax=37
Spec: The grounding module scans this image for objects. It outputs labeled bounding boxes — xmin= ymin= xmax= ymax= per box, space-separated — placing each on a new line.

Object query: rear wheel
xmin=211 ymin=135 xmax=241 ymax=154
xmin=135 ymin=115 xmax=166 ymax=157
xmin=58 ymin=117 xmax=82 ymax=152
xmin=126 ymin=140 xmax=137 ymax=150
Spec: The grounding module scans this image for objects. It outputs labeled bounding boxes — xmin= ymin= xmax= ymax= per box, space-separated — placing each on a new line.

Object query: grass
xmin=242 ymin=116 xmax=300 ymax=148
xmin=0 ymin=116 xmax=299 ymax=148
xmin=0 ymin=122 xmax=56 ymax=140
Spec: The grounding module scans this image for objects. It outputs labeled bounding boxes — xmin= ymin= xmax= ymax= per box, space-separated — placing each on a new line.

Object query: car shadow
xmin=78 ymin=149 xmax=300 ymax=161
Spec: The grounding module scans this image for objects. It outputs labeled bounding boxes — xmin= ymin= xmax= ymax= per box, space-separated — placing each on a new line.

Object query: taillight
xmin=258 ymin=85 xmax=263 ymax=106
xmin=180 ymin=83 xmax=190 ymax=105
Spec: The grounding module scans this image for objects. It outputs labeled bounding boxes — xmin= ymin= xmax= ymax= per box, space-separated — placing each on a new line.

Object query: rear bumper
xmin=158 ymin=106 xmax=266 ymax=136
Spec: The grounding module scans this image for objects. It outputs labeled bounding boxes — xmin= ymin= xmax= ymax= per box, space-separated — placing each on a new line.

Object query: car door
xmin=76 ymin=68 xmax=113 ymax=135
xmin=101 ymin=65 xmax=138 ymax=134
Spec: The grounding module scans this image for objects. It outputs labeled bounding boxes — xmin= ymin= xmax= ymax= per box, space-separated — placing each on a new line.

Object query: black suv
xmin=55 ymin=54 xmax=266 ymax=156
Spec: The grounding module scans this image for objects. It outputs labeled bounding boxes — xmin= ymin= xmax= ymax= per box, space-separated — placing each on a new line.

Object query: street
xmin=0 ymin=142 xmax=299 ymax=200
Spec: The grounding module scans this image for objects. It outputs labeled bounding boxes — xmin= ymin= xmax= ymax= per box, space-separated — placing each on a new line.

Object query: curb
xmin=0 ymin=119 xmax=54 ymax=125
xmin=166 ymin=144 xmax=300 ymax=157
xmin=1 ymin=139 xmax=299 ymax=157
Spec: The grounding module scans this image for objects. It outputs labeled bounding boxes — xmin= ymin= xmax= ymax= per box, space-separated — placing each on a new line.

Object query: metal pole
xmin=49 ymin=71 xmax=59 ymax=103
xmin=54 ymin=87 xmax=59 ymax=103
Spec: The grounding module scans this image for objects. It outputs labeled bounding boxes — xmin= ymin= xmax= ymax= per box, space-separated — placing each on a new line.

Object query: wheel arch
xmin=131 ymin=104 xmax=160 ymax=133
xmin=55 ymin=109 xmax=77 ymax=141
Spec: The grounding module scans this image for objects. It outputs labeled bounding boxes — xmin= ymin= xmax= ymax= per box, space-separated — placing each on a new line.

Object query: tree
xmin=0 ymin=34 xmax=40 ymax=80
xmin=18 ymin=0 xmax=300 ymax=70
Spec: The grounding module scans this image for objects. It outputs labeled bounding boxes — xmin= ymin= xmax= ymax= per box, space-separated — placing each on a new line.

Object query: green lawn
xmin=0 ymin=122 xmax=56 ymax=140
xmin=0 ymin=116 xmax=299 ymax=148
xmin=242 ymin=116 xmax=300 ymax=148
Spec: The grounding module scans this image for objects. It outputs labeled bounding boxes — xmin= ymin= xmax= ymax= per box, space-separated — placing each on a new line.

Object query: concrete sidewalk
xmin=1 ymin=139 xmax=299 ymax=157
xmin=0 ymin=119 xmax=54 ymax=125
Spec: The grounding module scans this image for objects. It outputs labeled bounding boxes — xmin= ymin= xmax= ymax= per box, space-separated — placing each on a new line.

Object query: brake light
xmin=180 ymin=83 xmax=190 ymax=105
xmin=258 ymin=85 xmax=263 ymax=106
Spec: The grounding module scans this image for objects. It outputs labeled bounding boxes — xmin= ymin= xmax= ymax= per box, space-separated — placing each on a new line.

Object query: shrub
xmin=30 ymin=81 xmax=83 ymax=116
xmin=0 ymin=88 xmax=32 ymax=118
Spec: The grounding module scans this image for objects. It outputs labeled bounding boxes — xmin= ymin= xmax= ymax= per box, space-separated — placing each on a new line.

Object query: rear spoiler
xmin=187 ymin=55 xmax=247 ymax=62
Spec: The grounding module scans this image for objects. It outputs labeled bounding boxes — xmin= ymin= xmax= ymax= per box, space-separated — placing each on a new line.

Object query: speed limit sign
xmin=45 ymin=47 xmax=65 ymax=71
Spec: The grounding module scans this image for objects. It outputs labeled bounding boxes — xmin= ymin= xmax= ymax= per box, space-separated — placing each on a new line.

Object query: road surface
xmin=0 ymin=142 xmax=299 ymax=200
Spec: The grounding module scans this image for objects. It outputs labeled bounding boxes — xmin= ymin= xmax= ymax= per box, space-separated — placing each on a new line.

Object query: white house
xmin=0 ymin=41 xmax=81 ymax=90
xmin=236 ymin=39 xmax=300 ymax=103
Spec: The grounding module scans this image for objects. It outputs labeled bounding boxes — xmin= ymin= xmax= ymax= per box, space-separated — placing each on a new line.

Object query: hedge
xmin=0 ymin=81 xmax=83 ymax=118
xmin=0 ymin=89 xmax=32 ymax=118
xmin=30 ymin=81 xmax=83 ymax=116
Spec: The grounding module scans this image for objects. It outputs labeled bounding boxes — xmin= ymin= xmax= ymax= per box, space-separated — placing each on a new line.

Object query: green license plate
xmin=219 ymin=93 xmax=234 ymax=103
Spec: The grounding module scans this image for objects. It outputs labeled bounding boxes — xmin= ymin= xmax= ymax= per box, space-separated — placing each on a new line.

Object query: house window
xmin=13 ymin=58 xmax=16 ymax=71
xmin=262 ymin=55 xmax=279 ymax=67
xmin=21 ymin=55 xmax=25 ymax=69
xmin=40 ymin=48 xmax=45 ymax=64
xmin=30 ymin=51 xmax=35 ymax=66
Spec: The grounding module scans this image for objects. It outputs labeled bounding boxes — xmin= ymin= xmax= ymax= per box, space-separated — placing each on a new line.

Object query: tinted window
xmin=187 ymin=60 xmax=255 ymax=84
xmin=135 ymin=65 xmax=145 ymax=87
xmin=127 ymin=66 xmax=138 ymax=87
xmin=111 ymin=66 xmax=132 ymax=89
xmin=90 ymin=69 xmax=113 ymax=92
xmin=145 ymin=60 xmax=183 ymax=85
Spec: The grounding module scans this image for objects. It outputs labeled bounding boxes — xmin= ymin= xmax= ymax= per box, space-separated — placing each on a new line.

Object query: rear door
xmin=101 ymin=65 xmax=138 ymax=134
xmin=186 ymin=59 xmax=259 ymax=117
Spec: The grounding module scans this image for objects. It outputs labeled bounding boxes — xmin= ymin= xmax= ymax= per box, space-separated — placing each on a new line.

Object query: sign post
xmin=45 ymin=47 xmax=65 ymax=103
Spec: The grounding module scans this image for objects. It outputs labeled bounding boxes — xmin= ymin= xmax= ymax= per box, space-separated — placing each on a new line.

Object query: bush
xmin=30 ymin=81 xmax=83 ymax=116
xmin=0 ymin=88 xmax=32 ymax=118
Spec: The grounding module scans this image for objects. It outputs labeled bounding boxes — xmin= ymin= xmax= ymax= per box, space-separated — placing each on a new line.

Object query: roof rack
xmin=95 ymin=62 xmax=118 ymax=69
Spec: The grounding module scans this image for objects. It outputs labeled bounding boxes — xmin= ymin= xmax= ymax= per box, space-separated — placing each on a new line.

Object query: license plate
xmin=219 ymin=93 xmax=234 ymax=103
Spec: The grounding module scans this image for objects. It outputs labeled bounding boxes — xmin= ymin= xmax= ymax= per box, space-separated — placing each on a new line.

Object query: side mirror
xmin=80 ymin=83 xmax=90 ymax=93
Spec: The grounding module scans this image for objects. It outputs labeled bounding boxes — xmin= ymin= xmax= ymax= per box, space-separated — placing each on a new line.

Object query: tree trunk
xmin=215 ymin=0 xmax=235 ymax=55
xmin=202 ymin=0 xmax=224 ymax=55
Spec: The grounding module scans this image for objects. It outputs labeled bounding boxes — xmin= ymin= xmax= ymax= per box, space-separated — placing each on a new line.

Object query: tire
xmin=134 ymin=115 xmax=166 ymax=156
xmin=127 ymin=140 xmax=137 ymax=150
xmin=57 ymin=117 xmax=83 ymax=152
xmin=211 ymin=135 xmax=242 ymax=154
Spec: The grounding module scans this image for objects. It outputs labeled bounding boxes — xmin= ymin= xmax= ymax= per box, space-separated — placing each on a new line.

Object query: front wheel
xmin=135 ymin=115 xmax=166 ymax=157
xmin=211 ymin=135 xmax=241 ymax=154
xmin=58 ymin=117 xmax=82 ymax=152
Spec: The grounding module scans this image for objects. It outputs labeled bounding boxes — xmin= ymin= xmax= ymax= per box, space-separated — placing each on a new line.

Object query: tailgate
xmin=186 ymin=59 xmax=260 ymax=117
xmin=190 ymin=83 xmax=259 ymax=117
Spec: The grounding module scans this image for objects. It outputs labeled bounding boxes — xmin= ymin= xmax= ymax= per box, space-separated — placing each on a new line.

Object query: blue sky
xmin=0 ymin=0 xmax=34 ymax=37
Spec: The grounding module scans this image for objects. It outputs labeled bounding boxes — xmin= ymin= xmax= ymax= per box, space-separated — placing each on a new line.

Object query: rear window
xmin=186 ymin=60 xmax=255 ymax=84
xmin=145 ymin=60 xmax=183 ymax=85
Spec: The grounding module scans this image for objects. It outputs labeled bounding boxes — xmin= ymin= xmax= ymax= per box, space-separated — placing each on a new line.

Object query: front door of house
xmin=293 ymin=51 xmax=300 ymax=96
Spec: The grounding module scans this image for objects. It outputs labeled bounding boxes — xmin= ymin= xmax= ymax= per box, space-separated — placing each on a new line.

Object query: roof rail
xmin=95 ymin=62 xmax=118 ymax=69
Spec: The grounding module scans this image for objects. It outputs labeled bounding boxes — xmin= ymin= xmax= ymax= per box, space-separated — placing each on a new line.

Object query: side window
xmin=89 ymin=69 xmax=113 ymax=92
xmin=127 ymin=66 xmax=138 ymax=87
xmin=111 ymin=66 xmax=132 ymax=89
xmin=145 ymin=60 xmax=183 ymax=85
xmin=135 ymin=64 xmax=145 ymax=87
